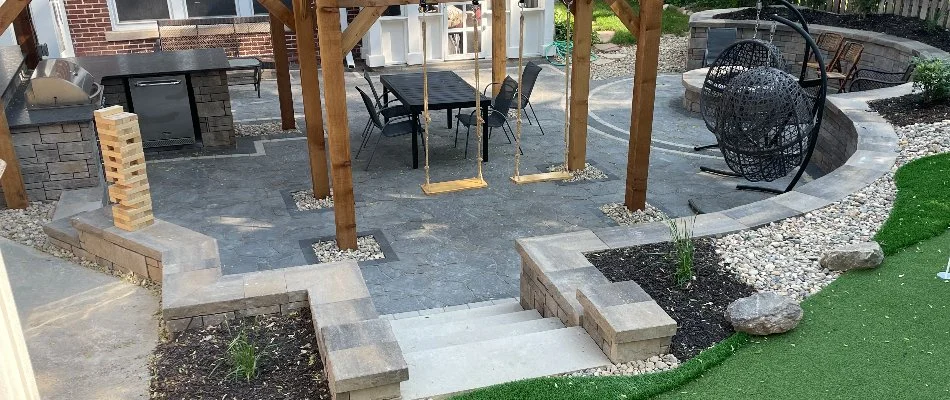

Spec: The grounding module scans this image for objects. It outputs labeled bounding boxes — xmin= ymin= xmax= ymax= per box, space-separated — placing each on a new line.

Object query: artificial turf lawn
xmin=655 ymin=230 xmax=950 ymax=399
xmin=874 ymin=153 xmax=950 ymax=255
xmin=455 ymin=153 xmax=950 ymax=400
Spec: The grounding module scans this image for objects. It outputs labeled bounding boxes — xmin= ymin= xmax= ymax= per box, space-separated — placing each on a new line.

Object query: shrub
xmin=912 ymin=57 xmax=950 ymax=102
xmin=665 ymin=216 xmax=696 ymax=288
xmin=852 ymin=0 xmax=879 ymax=15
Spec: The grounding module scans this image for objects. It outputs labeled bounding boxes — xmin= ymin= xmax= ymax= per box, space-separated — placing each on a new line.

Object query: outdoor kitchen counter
xmin=4 ymin=48 xmax=231 ymax=130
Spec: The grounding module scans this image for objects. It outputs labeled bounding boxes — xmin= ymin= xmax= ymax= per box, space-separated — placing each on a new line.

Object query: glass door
xmin=443 ymin=2 xmax=490 ymax=60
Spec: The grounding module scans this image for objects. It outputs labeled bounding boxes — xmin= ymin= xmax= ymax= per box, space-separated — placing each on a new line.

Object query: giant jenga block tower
xmin=94 ymin=106 xmax=154 ymax=231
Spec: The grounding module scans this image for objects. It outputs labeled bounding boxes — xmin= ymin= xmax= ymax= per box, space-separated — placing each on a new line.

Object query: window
xmin=186 ymin=0 xmax=238 ymax=17
xmin=383 ymin=6 xmax=403 ymax=17
xmin=253 ymin=0 xmax=293 ymax=15
xmin=113 ymin=0 xmax=171 ymax=22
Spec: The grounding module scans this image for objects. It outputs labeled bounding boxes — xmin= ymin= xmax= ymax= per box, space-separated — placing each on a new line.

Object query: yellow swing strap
xmin=510 ymin=0 xmax=570 ymax=184
xmin=421 ymin=0 xmax=488 ymax=195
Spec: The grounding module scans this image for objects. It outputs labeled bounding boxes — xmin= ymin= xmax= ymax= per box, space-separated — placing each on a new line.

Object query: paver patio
xmin=142 ymin=64 xmax=816 ymax=314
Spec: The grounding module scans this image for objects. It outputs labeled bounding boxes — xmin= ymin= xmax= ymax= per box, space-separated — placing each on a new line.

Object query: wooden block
xmin=114 ymin=214 xmax=154 ymax=231
xmin=510 ymin=171 xmax=572 ymax=185
xmin=421 ymin=177 xmax=488 ymax=195
xmin=103 ymin=152 xmax=145 ymax=169
xmin=102 ymin=145 xmax=144 ymax=160
xmin=108 ymin=183 xmax=150 ymax=203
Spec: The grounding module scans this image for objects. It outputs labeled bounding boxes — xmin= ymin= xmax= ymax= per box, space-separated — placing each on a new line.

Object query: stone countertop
xmin=5 ymin=49 xmax=230 ymax=129
xmin=0 ymin=45 xmax=26 ymax=105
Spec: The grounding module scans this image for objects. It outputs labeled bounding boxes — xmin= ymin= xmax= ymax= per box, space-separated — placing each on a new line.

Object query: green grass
xmin=455 ymin=152 xmax=950 ymax=400
xmin=554 ymin=0 xmax=690 ymax=45
xmin=655 ymin=232 xmax=950 ymax=399
xmin=874 ymin=154 xmax=950 ymax=255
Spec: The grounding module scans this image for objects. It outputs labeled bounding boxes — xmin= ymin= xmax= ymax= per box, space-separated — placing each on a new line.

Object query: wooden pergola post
xmin=491 ymin=0 xmax=507 ymax=94
xmin=567 ymin=0 xmax=593 ymax=171
xmin=315 ymin=6 xmax=358 ymax=250
xmin=269 ymin=14 xmax=296 ymax=130
xmin=624 ymin=0 xmax=663 ymax=211
xmin=0 ymin=0 xmax=33 ymax=210
xmin=11 ymin=7 xmax=38 ymax=69
xmin=293 ymin=0 xmax=332 ymax=199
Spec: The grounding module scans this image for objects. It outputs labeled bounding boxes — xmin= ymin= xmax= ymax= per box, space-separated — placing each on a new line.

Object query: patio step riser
xmin=388 ymin=301 xmax=523 ymax=331
xmin=400 ymin=326 xmax=611 ymax=400
xmin=392 ymin=309 xmax=543 ymax=342
xmin=395 ymin=317 xmax=566 ymax=353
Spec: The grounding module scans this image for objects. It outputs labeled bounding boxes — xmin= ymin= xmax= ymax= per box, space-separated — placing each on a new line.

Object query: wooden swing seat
xmin=421 ymin=177 xmax=488 ymax=195
xmin=510 ymin=171 xmax=571 ymax=184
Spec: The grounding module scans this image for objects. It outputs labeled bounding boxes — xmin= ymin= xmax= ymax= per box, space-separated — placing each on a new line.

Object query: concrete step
xmin=52 ymin=187 xmax=103 ymax=221
xmin=401 ymin=327 xmax=612 ymax=400
xmin=396 ymin=317 xmax=566 ymax=353
xmin=389 ymin=301 xmax=523 ymax=331
xmin=393 ymin=309 xmax=544 ymax=344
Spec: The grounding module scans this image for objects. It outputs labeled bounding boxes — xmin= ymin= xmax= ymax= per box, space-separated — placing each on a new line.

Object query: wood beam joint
xmin=257 ymin=0 xmax=296 ymax=32
xmin=341 ymin=6 xmax=386 ymax=56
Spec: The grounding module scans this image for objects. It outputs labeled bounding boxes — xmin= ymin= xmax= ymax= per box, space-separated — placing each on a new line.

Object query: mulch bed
xmin=869 ymin=93 xmax=950 ymax=126
xmin=715 ymin=8 xmax=950 ymax=54
xmin=150 ymin=309 xmax=330 ymax=400
xmin=586 ymin=239 xmax=756 ymax=360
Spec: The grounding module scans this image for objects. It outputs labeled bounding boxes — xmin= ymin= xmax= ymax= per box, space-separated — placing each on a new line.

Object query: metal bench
xmin=156 ymin=16 xmax=267 ymax=97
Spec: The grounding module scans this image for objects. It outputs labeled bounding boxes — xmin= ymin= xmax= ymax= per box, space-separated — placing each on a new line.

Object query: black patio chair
xmin=360 ymin=71 xmax=411 ymax=137
xmin=355 ymin=87 xmax=417 ymax=170
xmin=516 ymin=62 xmax=546 ymax=135
xmin=455 ymin=77 xmax=521 ymax=158
xmin=703 ymin=28 xmax=738 ymax=67
xmin=847 ymin=64 xmax=915 ymax=92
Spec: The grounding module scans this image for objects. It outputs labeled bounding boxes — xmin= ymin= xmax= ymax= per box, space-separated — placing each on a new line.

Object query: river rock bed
xmin=716 ymin=119 xmax=950 ymax=300
xmin=312 ymin=235 xmax=384 ymax=263
xmin=292 ymin=190 xmax=334 ymax=211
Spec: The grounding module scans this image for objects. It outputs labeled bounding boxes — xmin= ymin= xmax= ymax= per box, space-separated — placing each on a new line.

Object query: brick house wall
xmin=62 ymin=0 xmax=361 ymax=63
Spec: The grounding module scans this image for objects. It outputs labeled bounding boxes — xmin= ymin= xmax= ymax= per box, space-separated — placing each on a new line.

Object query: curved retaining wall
xmin=686 ymin=8 xmax=948 ymax=71
xmin=519 ymin=83 xmax=905 ymax=353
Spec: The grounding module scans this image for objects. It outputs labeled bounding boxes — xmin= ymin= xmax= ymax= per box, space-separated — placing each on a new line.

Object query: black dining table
xmin=379 ymin=71 xmax=492 ymax=169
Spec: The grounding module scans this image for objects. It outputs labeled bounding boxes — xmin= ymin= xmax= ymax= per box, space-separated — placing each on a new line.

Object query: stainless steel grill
xmin=26 ymin=59 xmax=102 ymax=109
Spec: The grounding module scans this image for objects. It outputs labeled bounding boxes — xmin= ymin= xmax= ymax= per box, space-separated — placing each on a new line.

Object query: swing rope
xmin=562 ymin=1 xmax=573 ymax=170
xmin=513 ymin=1 xmax=525 ymax=178
xmin=421 ymin=0 xmax=432 ymax=186
xmin=473 ymin=0 xmax=485 ymax=181
xmin=419 ymin=0 xmax=488 ymax=195
xmin=509 ymin=0 xmax=572 ymax=184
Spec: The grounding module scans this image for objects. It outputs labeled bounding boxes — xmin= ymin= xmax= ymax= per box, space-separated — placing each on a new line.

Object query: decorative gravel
xmin=312 ymin=235 xmax=384 ymax=263
xmin=716 ymin=120 xmax=950 ymax=300
xmin=590 ymin=35 xmax=689 ymax=80
xmin=234 ymin=121 xmax=301 ymax=137
xmin=600 ymin=202 xmax=667 ymax=226
xmin=291 ymin=189 xmax=334 ymax=211
xmin=564 ymin=354 xmax=680 ymax=377
xmin=0 ymin=201 xmax=159 ymax=290
xmin=547 ymin=162 xmax=608 ymax=182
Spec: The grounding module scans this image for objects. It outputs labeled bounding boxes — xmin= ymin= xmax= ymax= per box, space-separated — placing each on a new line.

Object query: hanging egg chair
xmin=700 ymin=39 xmax=787 ymax=135
xmin=714 ymin=66 xmax=815 ymax=182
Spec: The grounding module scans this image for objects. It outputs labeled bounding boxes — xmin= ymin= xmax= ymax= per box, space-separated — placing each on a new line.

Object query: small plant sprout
xmin=665 ymin=216 xmax=697 ymax=288
xmin=224 ymin=329 xmax=263 ymax=382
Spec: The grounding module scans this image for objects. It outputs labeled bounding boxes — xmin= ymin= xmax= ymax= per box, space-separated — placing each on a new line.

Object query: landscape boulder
xmin=819 ymin=242 xmax=884 ymax=271
xmin=726 ymin=292 xmax=802 ymax=335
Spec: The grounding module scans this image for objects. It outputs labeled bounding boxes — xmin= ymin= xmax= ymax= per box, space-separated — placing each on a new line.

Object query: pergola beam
xmin=293 ymin=0 xmax=332 ymax=199
xmin=327 ymin=0 xmax=472 ymax=8
xmin=624 ymin=0 xmax=662 ymax=211
xmin=315 ymin=6 xmax=359 ymax=250
xmin=12 ymin=7 xmax=38 ymax=69
xmin=341 ymin=6 xmax=386 ymax=56
xmin=0 ymin=0 xmax=31 ymax=210
xmin=604 ymin=0 xmax=640 ymax=35
xmin=567 ymin=0 xmax=593 ymax=171
xmin=257 ymin=0 xmax=296 ymax=31
xmin=0 ymin=0 xmax=30 ymax=34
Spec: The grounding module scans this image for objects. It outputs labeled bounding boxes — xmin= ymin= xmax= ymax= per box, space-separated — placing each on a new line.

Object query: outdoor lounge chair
xmin=456 ymin=77 xmax=520 ymax=158
xmin=703 ymin=28 xmax=737 ymax=67
xmin=361 ymin=70 xmax=411 ymax=138
xmin=355 ymin=87 xmax=418 ymax=170
xmin=803 ymin=32 xmax=844 ymax=72
xmin=516 ymin=62 xmax=546 ymax=135
xmin=847 ymin=64 xmax=915 ymax=92
xmin=826 ymin=41 xmax=864 ymax=92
